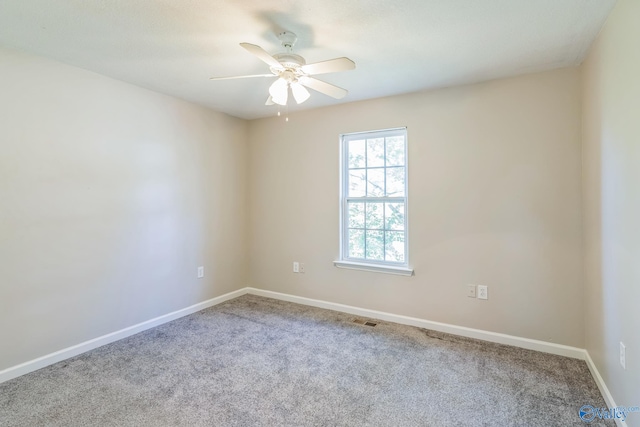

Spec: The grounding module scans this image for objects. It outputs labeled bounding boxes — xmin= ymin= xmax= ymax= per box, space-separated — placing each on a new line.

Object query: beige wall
xmin=582 ymin=0 xmax=640 ymax=418
xmin=6 ymin=27 xmax=630 ymax=405
xmin=248 ymin=67 xmax=584 ymax=347
xmin=0 ymin=47 xmax=248 ymax=370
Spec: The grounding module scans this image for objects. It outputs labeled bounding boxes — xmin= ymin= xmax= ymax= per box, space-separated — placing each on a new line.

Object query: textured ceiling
xmin=0 ymin=0 xmax=616 ymax=120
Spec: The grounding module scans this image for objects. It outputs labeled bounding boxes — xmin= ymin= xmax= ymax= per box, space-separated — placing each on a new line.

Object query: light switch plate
xmin=467 ymin=284 xmax=476 ymax=298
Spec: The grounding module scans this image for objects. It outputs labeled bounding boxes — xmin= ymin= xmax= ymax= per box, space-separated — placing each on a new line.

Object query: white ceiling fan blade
xmin=269 ymin=78 xmax=288 ymax=105
xmin=240 ymin=43 xmax=283 ymax=70
xmin=209 ymin=74 xmax=274 ymax=81
xmin=299 ymin=76 xmax=348 ymax=99
xmin=300 ymin=57 xmax=355 ymax=75
xmin=265 ymin=96 xmax=275 ymax=106
xmin=291 ymin=83 xmax=310 ymax=104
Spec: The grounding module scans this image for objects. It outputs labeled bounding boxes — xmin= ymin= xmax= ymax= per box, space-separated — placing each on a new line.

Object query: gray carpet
xmin=0 ymin=294 xmax=613 ymax=426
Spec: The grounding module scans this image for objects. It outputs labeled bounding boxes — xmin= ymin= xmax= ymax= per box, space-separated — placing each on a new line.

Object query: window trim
xmin=337 ymin=127 xmax=413 ymax=276
xmin=333 ymin=260 xmax=414 ymax=276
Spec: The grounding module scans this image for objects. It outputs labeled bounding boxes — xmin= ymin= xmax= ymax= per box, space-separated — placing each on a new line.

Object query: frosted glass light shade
xmin=291 ymin=82 xmax=310 ymax=104
xmin=269 ymin=78 xmax=288 ymax=106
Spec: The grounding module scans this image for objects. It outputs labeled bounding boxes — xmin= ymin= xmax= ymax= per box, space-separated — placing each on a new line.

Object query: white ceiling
xmin=0 ymin=0 xmax=616 ymax=120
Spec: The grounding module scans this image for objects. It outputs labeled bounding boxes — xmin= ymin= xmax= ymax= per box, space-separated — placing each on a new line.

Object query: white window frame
xmin=334 ymin=127 xmax=413 ymax=276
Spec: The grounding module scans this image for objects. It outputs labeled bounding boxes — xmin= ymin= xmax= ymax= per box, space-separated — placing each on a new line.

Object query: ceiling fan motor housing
xmin=273 ymin=53 xmax=306 ymax=67
xmin=271 ymin=53 xmax=306 ymax=83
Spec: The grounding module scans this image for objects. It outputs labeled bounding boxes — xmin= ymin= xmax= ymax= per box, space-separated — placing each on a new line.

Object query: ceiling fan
xmin=210 ymin=31 xmax=355 ymax=106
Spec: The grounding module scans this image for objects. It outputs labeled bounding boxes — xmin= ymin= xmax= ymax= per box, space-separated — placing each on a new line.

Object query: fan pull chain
xmin=276 ymin=105 xmax=289 ymax=122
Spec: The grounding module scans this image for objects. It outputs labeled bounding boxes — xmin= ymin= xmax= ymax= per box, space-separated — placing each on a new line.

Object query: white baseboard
xmin=2 ymin=284 xmax=619 ymax=426
xmin=0 ymin=288 xmax=249 ymax=384
xmin=247 ymin=288 xmax=635 ymax=424
xmin=246 ymin=287 xmax=586 ymax=360
xmin=584 ymin=351 xmax=627 ymax=427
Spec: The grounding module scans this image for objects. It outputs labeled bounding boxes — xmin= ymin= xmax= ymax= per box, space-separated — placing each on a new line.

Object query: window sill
xmin=333 ymin=260 xmax=414 ymax=276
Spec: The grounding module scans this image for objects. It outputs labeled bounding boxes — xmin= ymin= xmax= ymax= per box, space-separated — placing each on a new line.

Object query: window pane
xmin=385 ymin=203 xmax=404 ymax=230
xmin=386 ymin=136 xmax=405 ymax=166
xmin=386 ymin=167 xmax=405 ymax=196
xmin=348 ymin=202 xmax=365 ymax=228
xmin=348 ymin=169 xmax=366 ymax=197
xmin=366 ymin=202 xmax=384 ymax=230
xmin=385 ymin=231 xmax=405 ymax=262
xmin=348 ymin=139 xmax=366 ymax=169
xmin=348 ymin=229 xmax=365 ymax=259
xmin=342 ymin=128 xmax=408 ymax=267
xmin=365 ymin=230 xmax=384 ymax=260
xmin=367 ymin=168 xmax=384 ymax=196
xmin=367 ymin=138 xmax=385 ymax=167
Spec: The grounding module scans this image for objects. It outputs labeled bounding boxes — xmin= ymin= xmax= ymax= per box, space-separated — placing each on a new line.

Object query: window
xmin=335 ymin=128 xmax=413 ymax=276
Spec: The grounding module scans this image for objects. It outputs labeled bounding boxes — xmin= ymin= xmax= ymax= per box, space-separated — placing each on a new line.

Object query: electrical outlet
xmin=620 ymin=342 xmax=626 ymax=370
xmin=299 ymin=263 xmax=305 ymax=273
xmin=467 ymin=284 xmax=476 ymax=298
xmin=477 ymin=285 xmax=488 ymax=300
xmin=197 ymin=266 xmax=204 ymax=279
xmin=293 ymin=262 xmax=299 ymax=273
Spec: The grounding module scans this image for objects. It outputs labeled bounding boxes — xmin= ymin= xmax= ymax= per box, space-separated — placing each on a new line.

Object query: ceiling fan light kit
xmin=269 ymin=77 xmax=289 ymax=105
xmin=210 ymin=31 xmax=355 ymax=109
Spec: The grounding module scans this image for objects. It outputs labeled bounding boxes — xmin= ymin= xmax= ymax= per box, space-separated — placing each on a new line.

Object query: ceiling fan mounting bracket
xmin=277 ymin=31 xmax=297 ymax=51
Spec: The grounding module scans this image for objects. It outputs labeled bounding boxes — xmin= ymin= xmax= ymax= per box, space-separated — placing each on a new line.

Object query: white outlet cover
xmin=197 ymin=266 xmax=204 ymax=278
xmin=293 ymin=262 xmax=299 ymax=273
xmin=478 ymin=285 xmax=488 ymax=300
xmin=620 ymin=342 xmax=626 ymax=370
